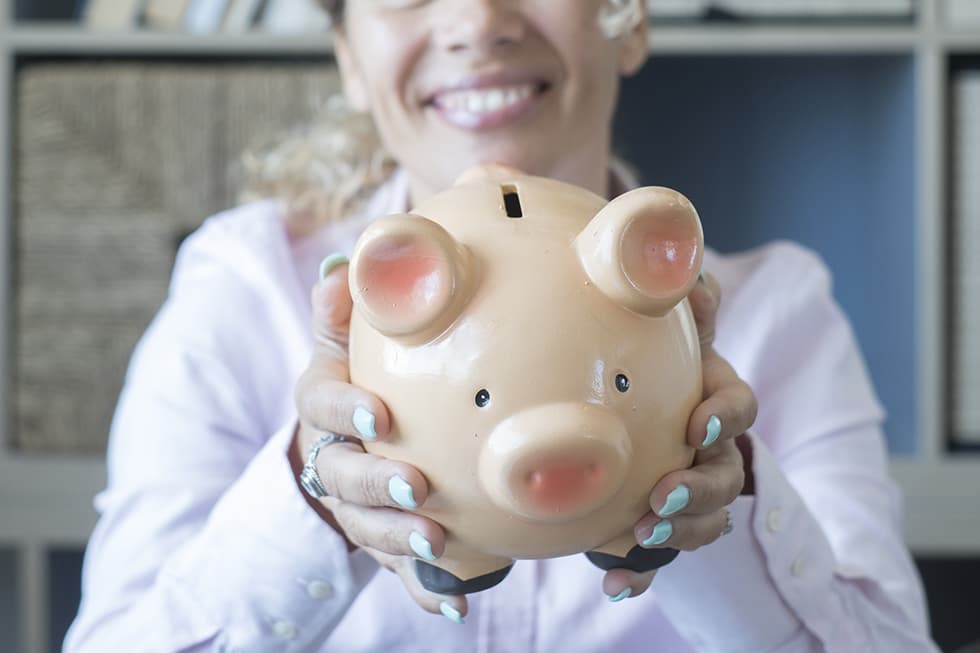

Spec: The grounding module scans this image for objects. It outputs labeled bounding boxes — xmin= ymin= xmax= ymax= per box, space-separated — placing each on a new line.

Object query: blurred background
xmin=0 ymin=0 xmax=979 ymax=651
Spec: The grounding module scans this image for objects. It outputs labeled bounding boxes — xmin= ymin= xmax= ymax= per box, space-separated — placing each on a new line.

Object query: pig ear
xmin=350 ymin=213 xmax=473 ymax=340
xmin=575 ymin=187 xmax=703 ymax=317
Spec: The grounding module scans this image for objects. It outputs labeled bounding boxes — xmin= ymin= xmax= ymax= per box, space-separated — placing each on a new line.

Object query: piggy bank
xmin=348 ymin=166 xmax=703 ymax=595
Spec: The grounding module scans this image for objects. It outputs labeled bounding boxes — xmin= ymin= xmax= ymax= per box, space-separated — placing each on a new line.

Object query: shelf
xmin=0 ymin=23 xmax=926 ymax=57
xmin=2 ymin=453 xmax=978 ymax=553
xmin=6 ymin=25 xmax=335 ymax=56
xmin=647 ymin=24 xmax=920 ymax=54
xmin=0 ymin=457 xmax=103 ymax=545
xmin=941 ymin=30 xmax=980 ymax=52
xmin=892 ymin=458 xmax=980 ymax=553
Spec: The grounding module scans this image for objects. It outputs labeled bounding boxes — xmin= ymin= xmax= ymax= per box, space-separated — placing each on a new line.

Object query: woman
xmin=65 ymin=1 xmax=937 ymax=651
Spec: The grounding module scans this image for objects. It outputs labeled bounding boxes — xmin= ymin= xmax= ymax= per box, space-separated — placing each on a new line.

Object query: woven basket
xmin=14 ymin=61 xmax=340 ymax=453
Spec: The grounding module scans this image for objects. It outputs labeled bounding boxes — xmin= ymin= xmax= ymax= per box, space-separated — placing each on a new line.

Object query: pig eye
xmin=475 ymin=389 xmax=491 ymax=407
xmin=615 ymin=374 xmax=630 ymax=393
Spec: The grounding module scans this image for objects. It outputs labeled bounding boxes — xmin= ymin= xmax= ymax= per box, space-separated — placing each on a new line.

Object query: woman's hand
xmin=290 ymin=256 xmax=469 ymax=623
xmin=602 ymin=272 xmax=759 ymax=602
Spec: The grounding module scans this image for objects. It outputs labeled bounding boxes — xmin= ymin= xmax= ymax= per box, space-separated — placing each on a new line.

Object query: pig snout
xmin=477 ymin=403 xmax=632 ymax=522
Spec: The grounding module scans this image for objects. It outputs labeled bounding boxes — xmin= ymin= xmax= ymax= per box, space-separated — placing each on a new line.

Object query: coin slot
xmin=502 ymin=185 xmax=523 ymax=218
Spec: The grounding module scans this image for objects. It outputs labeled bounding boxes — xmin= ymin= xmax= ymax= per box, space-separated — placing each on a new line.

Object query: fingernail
xmin=409 ymin=531 xmax=437 ymax=561
xmin=353 ymin=406 xmax=378 ymax=440
xmin=698 ymin=270 xmax=706 ymax=285
xmin=641 ymin=520 xmax=673 ymax=547
xmin=702 ymin=415 xmax=721 ymax=447
xmin=319 ymin=253 xmax=349 ymax=280
xmin=658 ymin=484 xmax=690 ymax=516
xmin=440 ymin=601 xmax=465 ymax=624
xmin=608 ymin=587 xmax=632 ymax=602
xmin=388 ymin=475 xmax=417 ymax=509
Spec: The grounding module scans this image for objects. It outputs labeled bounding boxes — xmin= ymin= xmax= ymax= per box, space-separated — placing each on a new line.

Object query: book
xmin=951 ymin=72 xmax=980 ymax=445
xmin=701 ymin=0 xmax=913 ymax=19
xmin=84 ymin=0 xmax=146 ymax=29
xmin=259 ymin=0 xmax=329 ymax=33
xmin=647 ymin=0 xmax=706 ymax=19
xmin=183 ymin=0 xmax=232 ymax=32
xmin=143 ymin=0 xmax=194 ymax=29
xmin=221 ymin=0 xmax=266 ymax=31
xmin=946 ymin=0 xmax=980 ymax=29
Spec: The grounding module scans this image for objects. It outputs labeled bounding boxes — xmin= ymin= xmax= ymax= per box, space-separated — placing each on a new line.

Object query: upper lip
xmin=424 ymin=69 xmax=549 ymax=106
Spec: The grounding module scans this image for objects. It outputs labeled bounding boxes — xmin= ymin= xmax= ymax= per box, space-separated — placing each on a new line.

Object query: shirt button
xmin=274 ymin=620 xmax=297 ymax=640
xmin=307 ymin=579 xmax=334 ymax=599
xmin=791 ymin=556 xmax=806 ymax=578
xmin=766 ymin=508 xmax=783 ymax=533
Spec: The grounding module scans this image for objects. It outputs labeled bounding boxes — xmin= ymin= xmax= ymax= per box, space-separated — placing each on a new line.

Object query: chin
xmin=459 ymin=152 xmax=549 ymax=179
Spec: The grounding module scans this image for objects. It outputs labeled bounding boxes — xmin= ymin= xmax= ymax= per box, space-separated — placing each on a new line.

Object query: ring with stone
xmin=300 ymin=433 xmax=354 ymax=499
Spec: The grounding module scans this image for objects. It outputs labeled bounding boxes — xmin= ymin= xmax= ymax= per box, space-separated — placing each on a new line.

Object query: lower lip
xmin=430 ymin=87 xmax=545 ymax=131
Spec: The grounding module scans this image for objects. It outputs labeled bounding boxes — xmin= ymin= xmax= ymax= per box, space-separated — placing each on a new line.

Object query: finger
xmin=316 ymin=442 xmax=429 ymax=509
xmin=363 ymin=548 xmax=469 ymax=624
xmin=311 ymin=256 xmax=353 ymax=360
xmin=687 ymin=350 xmax=757 ymax=449
xmin=296 ymin=257 xmax=393 ymax=441
xmin=687 ymin=270 xmax=721 ymax=349
xmin=295 ymin=370 xmax=391 ymax=441
xmin=329 ymin=501 xmax=446 ymax=560
xmin=601 ymin=567 xmax=656 ymax=602
xmin=648 ymin=438 xmax=744 ymax=517
xmin=635 ymin=509 xmax=731 ymax=552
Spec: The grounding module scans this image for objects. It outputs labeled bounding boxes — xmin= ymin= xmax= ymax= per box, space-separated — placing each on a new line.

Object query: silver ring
xmin=300 ymin=433 xmax=354 ymax=499
xmin=721 ymin=508 xmax=734 ymax=536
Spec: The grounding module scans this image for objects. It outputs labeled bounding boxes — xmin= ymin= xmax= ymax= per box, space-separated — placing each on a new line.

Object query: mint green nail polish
xmin=702 ymin=415 xmax=721 ymax=447
xmin=642 ymin=520 xmax=673 ymax=547
xmin=659 ymin=484 xmax=690 ymax=516
xmin=319 ymin=253 xmax=349 ymax=280
xmin=389 ymin=475 xmax=417 ymax=509
xmin=609 ymin=587 xmax=632 ymax=602
xmin=440 ymin=601 xmax=465 ymax=624
xmin=353 ymin=406 xmax=378 ymax=440
xmin=409 ymin=531 xmax=437 ymax=561
xmin=698 ymin=270 xmax=707 ymax=285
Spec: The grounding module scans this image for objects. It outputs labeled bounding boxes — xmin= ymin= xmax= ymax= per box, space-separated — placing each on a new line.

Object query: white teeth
xmin=485 ymin=89 xmax=504 ymax=112
xmin=438 ymin=84 xmax=536 ymax=115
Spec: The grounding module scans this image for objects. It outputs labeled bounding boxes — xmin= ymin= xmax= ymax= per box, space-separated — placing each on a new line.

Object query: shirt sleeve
xmin=64 ymin=224 xmax=379 ymax=652
xmin=649 ymin=244 xmax=938 ymax=653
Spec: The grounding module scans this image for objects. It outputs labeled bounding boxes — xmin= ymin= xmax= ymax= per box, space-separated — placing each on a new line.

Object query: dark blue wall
xmin=615 ymin=54 xmax=919 ymax=454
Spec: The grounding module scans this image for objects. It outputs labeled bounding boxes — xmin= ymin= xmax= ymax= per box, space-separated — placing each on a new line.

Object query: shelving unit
xmin=0 ymin=1 xmax=978 ymax=651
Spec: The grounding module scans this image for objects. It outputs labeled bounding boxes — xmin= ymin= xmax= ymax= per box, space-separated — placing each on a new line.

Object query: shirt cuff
xmin=162 ymin=422 xmax=380 ymax=652
xmin=651 ymin=432 xmax=867 ymax=653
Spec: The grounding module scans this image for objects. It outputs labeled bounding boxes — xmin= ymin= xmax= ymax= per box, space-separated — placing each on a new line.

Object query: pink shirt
xmin=65 ymin=171 xmax=938 ymax=652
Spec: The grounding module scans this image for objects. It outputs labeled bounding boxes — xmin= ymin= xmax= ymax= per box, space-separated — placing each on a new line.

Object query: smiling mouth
xmin=427 ymin=81 xmax=550 ymax=130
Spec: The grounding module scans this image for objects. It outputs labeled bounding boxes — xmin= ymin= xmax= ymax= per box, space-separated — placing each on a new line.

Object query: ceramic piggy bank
xmin=348 ymin=166 xmax=703 ymax=595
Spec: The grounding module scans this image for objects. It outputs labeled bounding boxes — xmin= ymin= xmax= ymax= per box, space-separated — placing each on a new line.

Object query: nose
xmin=478 ymin=403 xmax=632 ymax=522
xmin=435 ymin=0 xmax=525 ymax=54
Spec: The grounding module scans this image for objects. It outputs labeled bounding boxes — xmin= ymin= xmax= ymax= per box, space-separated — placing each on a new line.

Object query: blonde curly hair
xmin=237 ymin=0 xmax=394 ymax=234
